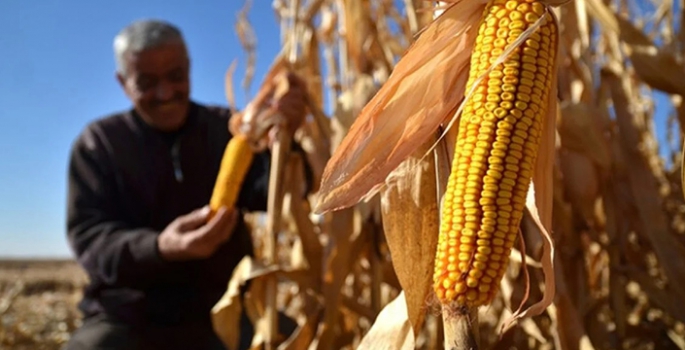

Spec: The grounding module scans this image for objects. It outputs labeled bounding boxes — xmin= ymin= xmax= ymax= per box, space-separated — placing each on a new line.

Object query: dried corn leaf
xmin=379 ymin=134 xmax=441 ymax=335
xmin=603 ymin=67 xmax=685 ymax=302
xmin=552 ymin=257 xmax=596 ymax=350
xmin=586 ymin=0 xmax=685 ymax=95
xmin=624 ymin=267 xmax=685 ymax=323
xmin=682 ymin=140 xmax=685 ymax=200
xmin=558 ymin=102 xmax=611 ymax=170
xmin=225 ymin=59 xmax=238 ymax=111
xmin=212 ymin=257 xmax=255 ymax=350
xmin=618 ymin=24 xmax=685 ymax=95
xmin=315 ymin=209 xmax=362 ymax=350
xmin=212 ymin=254 xmax=314 ymax=350
xmin=317 ymin=4 xmax=336 ymax=43
xmin=235 ymin=0 xmax=257 ymax=93
xmin=617 ymin=16 xmax=685 ymax=96
xmin=302 ymin=0 xmax=325 ymax=24
xmin=559 ymin=149 xmax=600 ymax=225
xmin=284 ymin=154 xmax=322 ymax=279
xmin=301 ymin=26 xmax=324 ymax=111
xmin=331 ymin=74 xmax=377 ymax=149
xmin=343 ymin=0 xmax=374 ymax=75
xmin=277 ymin=299 xmax=322 ymax=350
xmin=211 ymin=257 xmax=284 ymax=350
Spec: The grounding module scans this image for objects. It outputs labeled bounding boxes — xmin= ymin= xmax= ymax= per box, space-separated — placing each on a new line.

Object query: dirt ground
xmin=0 ymin=259 xmax=87 ymax=350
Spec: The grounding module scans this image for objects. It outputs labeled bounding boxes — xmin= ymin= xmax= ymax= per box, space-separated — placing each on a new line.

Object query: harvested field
xmin=0 ymin=259 xmax=87 ymax=350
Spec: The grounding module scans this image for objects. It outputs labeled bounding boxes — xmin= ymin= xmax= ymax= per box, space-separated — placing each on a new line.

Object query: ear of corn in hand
xmin=433 ymin=0 xmax=557 ymax=308
xmin=209 ymin=134 xmax=254 ymax=218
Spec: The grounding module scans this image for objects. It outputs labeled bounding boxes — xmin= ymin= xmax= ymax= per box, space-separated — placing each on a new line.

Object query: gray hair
xmin=113 ymin=19 xmax=187 ymax=74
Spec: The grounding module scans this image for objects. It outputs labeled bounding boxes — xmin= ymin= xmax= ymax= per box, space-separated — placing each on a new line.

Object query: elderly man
xmin=64 ymin=19 xmax=309 ymax=350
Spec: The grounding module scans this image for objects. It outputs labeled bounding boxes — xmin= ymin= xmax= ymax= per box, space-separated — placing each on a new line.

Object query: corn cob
xmin=433 ymin=0 xmax=557 ymax=308
xmin=209 ymin=134 xmax=254 ymax=217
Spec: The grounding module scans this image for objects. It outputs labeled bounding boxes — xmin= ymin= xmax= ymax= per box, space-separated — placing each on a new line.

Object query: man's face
xmin=117 ymin=42 xmax=191 ymax=132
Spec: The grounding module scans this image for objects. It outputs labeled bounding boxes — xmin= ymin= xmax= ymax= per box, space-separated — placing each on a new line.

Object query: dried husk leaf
xmin=379 ymin=134 xmax=441 ymax=336
xmin=314 ymin=0 xmax=488 ymax=214
xmin=541 ymin=0 xmax=572 ymax=6
xmin=356 ymin=292 xmax=415 ymax=350
xmin=531 ymin=29 xmax=561 ymax=232
xmin=501 ymin=182 xmax=556 ymax=333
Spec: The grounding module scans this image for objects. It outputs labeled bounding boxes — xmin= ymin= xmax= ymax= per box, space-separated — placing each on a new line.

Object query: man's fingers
xmin=176 ymin=206 xmax=211 ymax=232
xmin=286 ymin=72 xmax=306 ymax=90
xmin=185 ymin=206 xmax=232 ymax=243
xmin=199 ymin=206 xmax=228 ymax=234
xmin=219 ymin=208 xmax=238 ymax=239
xmin=267 ymin=126 xmax=280 ymax=148
xmin=180 ymin=206 xmax=234 ymax=258
xmin=204 ymin=207 xmax=237 ymax=244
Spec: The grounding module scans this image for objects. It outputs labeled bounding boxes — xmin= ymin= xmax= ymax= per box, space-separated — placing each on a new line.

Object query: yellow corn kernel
xmin=209 ymin=134 xmax=254 ymax=217
xmin=433 ymin=0 xmax=557 ymax=308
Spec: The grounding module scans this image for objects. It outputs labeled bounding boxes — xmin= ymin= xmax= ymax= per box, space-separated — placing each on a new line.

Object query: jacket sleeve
xmin=66 ymin=127 xmax=171 ymax=288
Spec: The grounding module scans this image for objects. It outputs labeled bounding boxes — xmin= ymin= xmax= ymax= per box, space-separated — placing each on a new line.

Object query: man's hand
xmin=272 ymin=72 xmax=308 ymax=134
xmin=228 ymin=71 xmax=308 ymax=151
xmin=157 ymin=206 xmax=238 ymax=261
xmin=266 ymin=72 xmax=308 ymax=147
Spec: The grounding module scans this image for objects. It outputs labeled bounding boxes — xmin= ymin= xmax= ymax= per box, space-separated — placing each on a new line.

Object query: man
xmin=64 ymin=19 xmax=309 ymax=350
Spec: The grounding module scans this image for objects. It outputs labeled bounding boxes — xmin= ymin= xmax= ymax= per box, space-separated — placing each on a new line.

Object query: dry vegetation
xmin=0 ymin=260 xmax=87 ymax=350
xmin=5 ymin=0 xmax=685 ymax=349
xmin=216 ymin=0 xmax=685 ymax=349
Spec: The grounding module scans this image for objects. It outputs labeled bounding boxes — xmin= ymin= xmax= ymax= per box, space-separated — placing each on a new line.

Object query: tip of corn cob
xmin=208 ymin=133 xmax=255 ymax=217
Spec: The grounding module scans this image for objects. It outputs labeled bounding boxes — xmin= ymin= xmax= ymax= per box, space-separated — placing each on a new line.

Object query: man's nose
xmin=155 ymin=82 xmax=174 ymax=100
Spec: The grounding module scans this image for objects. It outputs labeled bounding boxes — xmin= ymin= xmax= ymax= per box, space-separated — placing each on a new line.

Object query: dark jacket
xmin=66 ymin=101 xmax=293 ymax=329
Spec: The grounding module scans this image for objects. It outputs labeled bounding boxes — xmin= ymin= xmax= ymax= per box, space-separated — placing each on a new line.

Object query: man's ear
xmin=116 ymin=72 xmax=134 ymax=100
xmin=116 ymin=71 xmax=126 ymax=89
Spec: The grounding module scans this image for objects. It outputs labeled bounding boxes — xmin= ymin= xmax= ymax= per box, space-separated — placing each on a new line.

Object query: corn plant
xmin=208 ymin=0 xmax=685 ymax=349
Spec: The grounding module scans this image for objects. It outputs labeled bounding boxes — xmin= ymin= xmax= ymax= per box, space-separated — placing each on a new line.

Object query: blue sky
xmin=0 ymin=0 xmax=284 ymax=257
xmin=0 ymin=0 xmax=677 ymax=258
